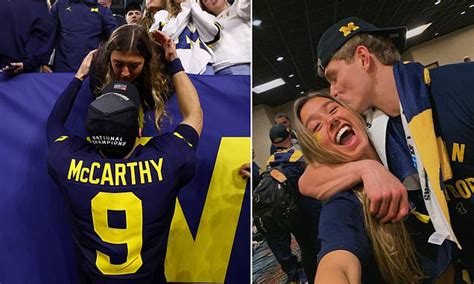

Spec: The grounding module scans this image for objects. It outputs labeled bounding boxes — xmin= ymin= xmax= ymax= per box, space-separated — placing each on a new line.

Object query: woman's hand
xmin=150 ymin=30 xmax=178 ymax=62
xmin=75 ymin=49 xmax=98 ymax=81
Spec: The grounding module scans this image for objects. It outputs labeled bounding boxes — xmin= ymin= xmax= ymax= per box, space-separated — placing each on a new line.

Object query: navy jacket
xmin=51 ymin=0 xmax=116 ymax=72
xmin=0 ymin=0 xmax=55 ymax=72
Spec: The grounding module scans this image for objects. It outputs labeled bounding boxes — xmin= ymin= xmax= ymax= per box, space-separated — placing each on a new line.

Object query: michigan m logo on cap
xmin=339 ymin=22 xmax=360 ymax=37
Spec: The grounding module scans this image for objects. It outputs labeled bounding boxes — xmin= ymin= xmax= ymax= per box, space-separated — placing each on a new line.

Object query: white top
xmin=151 ymin=2 xmax=220 ymax=74
xmin=211 ymin=0 xmax=250 ymax=72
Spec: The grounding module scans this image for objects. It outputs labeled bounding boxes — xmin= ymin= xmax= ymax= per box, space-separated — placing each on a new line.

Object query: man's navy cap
xmin=86 ymin=81 xmax=141 ymax=159
xmin=269 ymin=124 xmax=290 ymax=144
xmin=317 ymin=17 xmax=407 ymax=73
xmin=125 ymin=1 xmax=141 ymax=13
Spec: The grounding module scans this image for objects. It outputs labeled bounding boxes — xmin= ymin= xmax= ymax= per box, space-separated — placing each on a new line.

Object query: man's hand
xmin=239 ymin=163 xmax=251 ymax=179
xmin=299 ymin=159 xmax=409 ymax=223
xmin=41 ymin=65 xmax=53 ymax=73
xmin=360 ymin=161 xmax=409 ymax=223
xmin=150 ymin=30 xmax=178 ymax=62
xmin=75 ymin=49 xmax=97 ymax=81
xmin=2 ymin=62 xmax=24 ymax=75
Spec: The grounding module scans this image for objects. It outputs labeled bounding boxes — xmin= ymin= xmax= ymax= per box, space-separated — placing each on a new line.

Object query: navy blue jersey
xmin=429 ymin=62 xmax=474 ymax=268
xmin=46 ymin=78 xmax=198 ymax=283
xmin=318 ymin=190 xmax=451 ymax=283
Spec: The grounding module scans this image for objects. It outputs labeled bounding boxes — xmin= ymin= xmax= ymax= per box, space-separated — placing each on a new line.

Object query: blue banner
xmin=0 ymin=73 xmax=250 ymax=283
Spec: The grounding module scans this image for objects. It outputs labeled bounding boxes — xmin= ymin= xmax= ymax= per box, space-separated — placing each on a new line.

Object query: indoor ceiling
xmin=253 ymin=0 xmax=474 ymax=107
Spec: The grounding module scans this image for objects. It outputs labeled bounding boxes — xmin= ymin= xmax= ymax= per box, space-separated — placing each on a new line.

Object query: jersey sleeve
xmin=47 ymin=77 xmax=83 ymax=146
xmin=318 ymin=191 xmax=372 ymax=268
xmin=151 ymin=9 xmax=191 ymax=40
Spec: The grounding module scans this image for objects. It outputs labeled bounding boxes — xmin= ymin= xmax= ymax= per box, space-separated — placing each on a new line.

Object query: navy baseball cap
xmin=269 ymin=124 xmax=290 ymax=144
xmin=317 ymin=17 xmax=407 ymax=72
xmin=86 ymin=81 xmax=141 ymax=159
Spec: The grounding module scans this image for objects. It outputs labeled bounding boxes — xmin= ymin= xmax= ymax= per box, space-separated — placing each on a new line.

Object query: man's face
xmin=126 ymin=10 xmax=142 ymax=24
xmin=275 ymin=117 xmax=291 ymax=128
xmin=98 ymin=0 xmax=111 ymax=8
xmin=324 ymin=58 xmax=373 ymax=113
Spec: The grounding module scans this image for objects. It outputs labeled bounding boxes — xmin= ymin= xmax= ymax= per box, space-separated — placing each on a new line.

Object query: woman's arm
xmin=316 ymin=250 xmax=362 ymax=284
xmin=299 ymin=160 xmax=409 ymax=223
xmin=150 ymin=8 xmax=191 ymax=39
xmin=151 ymin=30 xmax=203 ymax=135
xmin=188 ymin=2 xmax=221 ymax=44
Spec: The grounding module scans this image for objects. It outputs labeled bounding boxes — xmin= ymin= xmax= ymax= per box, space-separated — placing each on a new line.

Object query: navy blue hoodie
xmin=0 ymin=0 xmax=55 ymax=72
xmin=51 ymin=0 xmax=116 ymax=72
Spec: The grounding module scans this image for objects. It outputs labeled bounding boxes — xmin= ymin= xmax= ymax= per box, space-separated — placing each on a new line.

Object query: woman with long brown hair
xmin=294 ymin=92 xmax=453 ymax=284
xmin=91 ymin=24 xmax=172 ymax=130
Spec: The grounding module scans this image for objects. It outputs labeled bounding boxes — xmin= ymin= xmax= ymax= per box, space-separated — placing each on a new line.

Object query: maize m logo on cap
xmin=339 ymin=22 xmax=360 ymax=37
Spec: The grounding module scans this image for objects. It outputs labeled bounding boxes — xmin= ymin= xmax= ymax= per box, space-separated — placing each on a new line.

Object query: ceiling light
xmin=470 ymin=4 xmax=474 ymax=8
xmin=288 ymin=74 xmax=294 ymax=78
xmin=435 ymin=32 xmax=439 ymax=36
xmin=252 ymin=19 xmax=262 ymax=26
xmin=252 ymin=78 xmax=286 ymax=94
xmin=296 ymin=84 xmax=301 ymax=88
xmin=406 ymin=23 xmax=432 ymax=39
xmin=300 ymin=91 xmax=304 ymax=94
xmin=461 ymin=11 xmax=466 ymax=15
xmin=434 ymin=0 xmax=441 ymax=5
xmin=276 ymin=56 xmax=284 ymax=62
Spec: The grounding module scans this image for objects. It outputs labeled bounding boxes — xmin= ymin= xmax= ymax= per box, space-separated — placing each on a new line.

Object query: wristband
xmin=166 ymin=58 xmax=184 ymax=75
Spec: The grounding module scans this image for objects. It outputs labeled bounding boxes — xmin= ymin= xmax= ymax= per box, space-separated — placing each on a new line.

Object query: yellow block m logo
xmin=339 ymin=22 xmax=360 ymax=37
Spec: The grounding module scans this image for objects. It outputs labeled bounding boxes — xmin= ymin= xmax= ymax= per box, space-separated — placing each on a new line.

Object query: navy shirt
xmin=51 ymin=0 xmax=116 ymax=72
xmin=47 ymin=79 xmax=198 ymax=283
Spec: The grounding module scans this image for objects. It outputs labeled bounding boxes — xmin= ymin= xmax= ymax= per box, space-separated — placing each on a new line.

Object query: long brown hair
xmin=294 ymin=92 xmax=424 ymax=284
xmin=94 ymin=24 xmax=170 ymax=131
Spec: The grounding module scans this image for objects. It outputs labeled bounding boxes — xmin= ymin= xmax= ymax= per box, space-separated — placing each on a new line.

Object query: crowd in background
xmin=0 ymin=0 xmax=250 ymax=77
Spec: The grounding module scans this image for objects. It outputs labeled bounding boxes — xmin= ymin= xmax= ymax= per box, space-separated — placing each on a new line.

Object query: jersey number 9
xmin=91 ymin=192 xmax=143 ymax=275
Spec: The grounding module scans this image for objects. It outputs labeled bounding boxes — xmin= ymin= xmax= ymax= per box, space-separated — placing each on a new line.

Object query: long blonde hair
xmin=294 ymin=92 xmax=424 ymax=284
xmin=94 ymin=24 xmax=170 ymax=131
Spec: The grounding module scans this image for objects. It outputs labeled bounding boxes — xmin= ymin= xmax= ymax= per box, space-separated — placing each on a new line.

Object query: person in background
xmin=48 ymin=0 xmax=116 ymax=72
xmin=142 ymin=0 xmax=165 ymax=30
xmin=98 ymin=0 xmax=127 ymax=26
xmin=125 ymin=1 xmax=143 ymax=25
xmin=151 ymin=0 xmax=221 ymax=75
xmin=256 ymin=124 xmax=321 ymax=284
xmin=0 ymin=0 xmax=54 ymax=75
xmin=200 ymin=0 xmax=250 ymax=75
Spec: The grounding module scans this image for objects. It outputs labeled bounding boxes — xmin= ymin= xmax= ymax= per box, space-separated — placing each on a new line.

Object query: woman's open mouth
xmin=335 ymin=125 xmax=356 ymax=146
